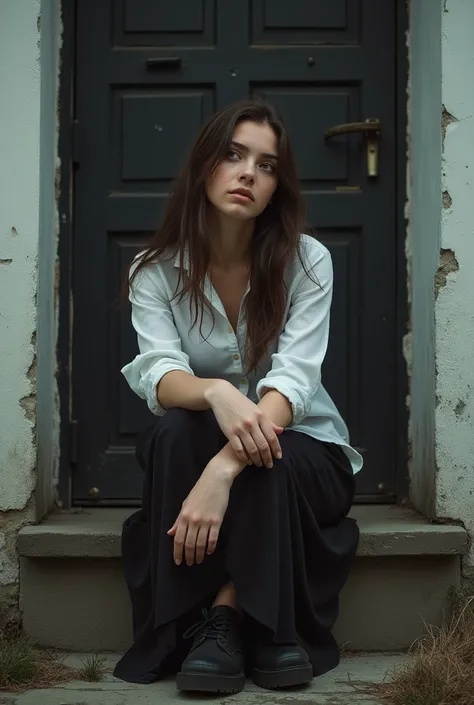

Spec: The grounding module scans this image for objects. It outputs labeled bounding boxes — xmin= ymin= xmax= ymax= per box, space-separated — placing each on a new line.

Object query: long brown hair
xmin=128 ymin=99 xmax=308 ymax=373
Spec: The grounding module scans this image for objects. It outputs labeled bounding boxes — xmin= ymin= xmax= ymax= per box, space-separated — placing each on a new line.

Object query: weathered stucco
xmin=0 ymin=0 xmax=62 ymax=623
xmin=435 ymin=0 xmax=474 ymax=579
xmin=0 ymin=0 xmax=40 ymax=515
xmin=0 ymin=0 xmax=41 ymax=618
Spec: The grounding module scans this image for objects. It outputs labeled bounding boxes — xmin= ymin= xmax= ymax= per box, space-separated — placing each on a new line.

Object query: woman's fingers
xmin=167 ymin=518 xmax=178 ymax=536
xmin=240 ymin=418 xmax=284 ymax=468
xmin=250 ymin=425 xmax=274 ymax=467
xmin=240 ymin=431 xmax=263 ymax=466
xmin=207 ymin=523 xmax=221 ymax=556
xmin=184 ymin=520 xmax=199 ymax=566
xmin=231 ymin=435 xmax=260 ymax=466
xmin=230 ymin=435 xmax=250 ymax=465
xmin=195 ymin=524 xmax=210 ymax=564
xmin=173 ymin=518 xmax=187 ymax=565
xmin=244 ymin=447 xmax=253 ymax=464
xmin=171 ymin=519 xmax=218 ymax=566
xmin=260 ymin=419 xmax=283 ymax=460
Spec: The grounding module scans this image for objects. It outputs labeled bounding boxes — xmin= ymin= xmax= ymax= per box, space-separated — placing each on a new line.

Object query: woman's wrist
xmin=207 ymin=443 xmax=246 ymax=483
xmin=203 ymin=378 xmax=232 ymax=407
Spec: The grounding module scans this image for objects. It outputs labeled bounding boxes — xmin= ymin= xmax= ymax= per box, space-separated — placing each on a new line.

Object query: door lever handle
xmin=324 ymin=118 xmax=381 ymax=140
xmin=324 ymin=118 xmax=381 ymax=178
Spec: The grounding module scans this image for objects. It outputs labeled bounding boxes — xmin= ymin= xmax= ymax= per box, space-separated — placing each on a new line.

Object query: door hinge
xmin=69 ymin=419 xmax=79 ymax=465
xmin=72 ymin=119 xmax=81 ymax=166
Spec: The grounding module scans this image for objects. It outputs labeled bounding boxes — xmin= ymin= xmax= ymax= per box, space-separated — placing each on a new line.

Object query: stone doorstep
xmin=18 ymin=505 xmax=467 ymax=559
xmin=0 ymin=653 xmax=411 ymax=705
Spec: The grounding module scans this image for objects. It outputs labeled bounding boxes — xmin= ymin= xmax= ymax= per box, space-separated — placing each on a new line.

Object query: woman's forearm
xmin=257 ymin=389 xmax=293 ymax=428
xmin=157 ymin=371 xmax=223 ymax=411
xmin=210 ymin=389 xmax=292 ymax=481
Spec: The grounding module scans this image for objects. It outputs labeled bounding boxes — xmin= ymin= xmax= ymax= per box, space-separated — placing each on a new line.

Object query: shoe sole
xmin=252 ymin=663 xmax=314 ymax=689
xmin=176 ymin=671 xmax=246 ymax=694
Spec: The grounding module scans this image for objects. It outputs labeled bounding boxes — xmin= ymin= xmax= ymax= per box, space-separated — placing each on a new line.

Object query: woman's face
xmin=205 ymin=120 xmax=279 ymax=221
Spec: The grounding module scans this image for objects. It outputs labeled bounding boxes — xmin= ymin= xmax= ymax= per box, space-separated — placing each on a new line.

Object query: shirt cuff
xmin=122 ymin=357 xmax=195 ymax=416
xmin=256 ymin=378 xmax=308 ymax=426
xmin=144 ymin=362 xmax=195 ymax=415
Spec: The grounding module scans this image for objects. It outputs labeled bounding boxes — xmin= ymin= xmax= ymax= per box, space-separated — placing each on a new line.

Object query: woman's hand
xmin=167 ymin=459 xmax=234 ymax=566
xmin=205 ymin=380 xmax=283 ymax=468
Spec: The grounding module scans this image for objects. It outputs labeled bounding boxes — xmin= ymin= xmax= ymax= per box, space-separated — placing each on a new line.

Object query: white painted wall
xmin=0 ymin=0 xmax=60 ymax=611
xmin=436 ymin=0 xmax=474 ymax=578
xmin=0 ymin=0 xmax=41 ymax=519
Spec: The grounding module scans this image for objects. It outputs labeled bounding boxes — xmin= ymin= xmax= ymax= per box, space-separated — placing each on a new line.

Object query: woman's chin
xmin=211 ymin=203 xmax=259 ymax=222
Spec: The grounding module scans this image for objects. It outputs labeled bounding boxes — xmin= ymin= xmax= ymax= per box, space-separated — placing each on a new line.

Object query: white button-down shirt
xmin=122 ymin=234 xmax=363 ymax=474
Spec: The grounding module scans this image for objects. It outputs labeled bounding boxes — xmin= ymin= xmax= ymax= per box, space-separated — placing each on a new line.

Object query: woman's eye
xmin=227 ymin=150 xmax=240 ymax=160
xmin=261 ymin=162 xmax=275 ymax=173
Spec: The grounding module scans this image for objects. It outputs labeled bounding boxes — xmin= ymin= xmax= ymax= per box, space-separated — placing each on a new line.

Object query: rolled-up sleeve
xmin=121 ymin=264 xmax=194 ymax=415
xmin=256 ymin=244 xmax=333 ymax=426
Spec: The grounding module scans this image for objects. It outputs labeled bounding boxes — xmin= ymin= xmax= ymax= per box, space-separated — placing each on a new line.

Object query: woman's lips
xmin=230 ymin=192 xmax=253 ymax=203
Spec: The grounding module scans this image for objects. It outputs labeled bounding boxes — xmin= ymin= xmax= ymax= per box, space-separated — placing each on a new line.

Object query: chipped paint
xmin=436 ymin=1 xmax=474 ymax=579
xmin=442 ymin=190 xmax=452 ymax=209
xmin=0 ymin=0 xmax=41 ymax=616
xmin=441 ymin=105 xmax=458 ymax=144
xmin=434 ymin=248 xmax=459 ymax=297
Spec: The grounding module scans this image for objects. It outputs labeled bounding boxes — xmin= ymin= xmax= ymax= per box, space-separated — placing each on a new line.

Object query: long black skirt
xmin=113 ymin=408 xmax=359 ymax=684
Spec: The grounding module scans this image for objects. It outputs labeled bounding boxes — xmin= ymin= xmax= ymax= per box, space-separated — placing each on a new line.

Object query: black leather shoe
xmin=176 ymin=605 xmax=246 ymax=694
xmin=252 ymin=640 xmax=313 ymax=689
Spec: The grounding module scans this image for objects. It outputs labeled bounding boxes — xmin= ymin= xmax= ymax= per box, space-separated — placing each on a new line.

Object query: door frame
xmin=57 ymin=0 xmax=76 ymax=507
xmin=56 ymin=0 xmax=409 ymax=508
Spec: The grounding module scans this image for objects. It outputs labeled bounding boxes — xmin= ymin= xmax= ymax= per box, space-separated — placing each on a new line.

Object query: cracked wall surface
xmin=436 ymin=0 xmax=474 ymax=580
xmin=0 ymin=0 xmax=41 ymax=619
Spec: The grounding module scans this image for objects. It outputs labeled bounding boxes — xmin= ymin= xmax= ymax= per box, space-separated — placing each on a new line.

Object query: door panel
xmin=72 ymin=0 xmax=400 ymax=503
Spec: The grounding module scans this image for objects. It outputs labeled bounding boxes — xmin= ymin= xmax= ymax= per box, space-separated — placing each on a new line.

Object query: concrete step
xmin=18 ymin=506 xmax=467 ymax=653
xmin=0 ymin=652 xmax=411 ymax=705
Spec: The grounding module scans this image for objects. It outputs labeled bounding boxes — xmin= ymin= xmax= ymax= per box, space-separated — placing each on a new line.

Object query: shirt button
xmin=228 ymin=326 xmax=233 ymax=335
xmin=233 ymin=353 xmax=240 ymax=361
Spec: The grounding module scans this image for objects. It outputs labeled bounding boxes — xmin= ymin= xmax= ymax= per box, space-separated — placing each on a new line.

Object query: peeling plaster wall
xmin=436 ymin=0 xmax=474 ymax=578
xmin=0 ymin=0 xmax=61 ymax=620
xmin=0 ymin=1 xmax=40 ymax=511
xmin=0 ymin=0 xmax=42 ymax=617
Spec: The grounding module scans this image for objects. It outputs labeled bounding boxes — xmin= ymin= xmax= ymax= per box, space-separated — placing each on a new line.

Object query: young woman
xmin=113 ymin=99 xmax=362 ymax=694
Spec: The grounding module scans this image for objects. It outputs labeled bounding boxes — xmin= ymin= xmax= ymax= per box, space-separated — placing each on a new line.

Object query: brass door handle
xmin=324 ymin=118 xmax=381 ymax=178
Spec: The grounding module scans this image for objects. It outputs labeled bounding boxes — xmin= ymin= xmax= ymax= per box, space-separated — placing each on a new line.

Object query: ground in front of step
xmin=0 ymin=652 xmax=409 ymax=705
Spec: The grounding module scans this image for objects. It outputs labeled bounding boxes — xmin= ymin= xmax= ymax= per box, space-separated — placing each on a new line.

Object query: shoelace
xmin=183 ymin=608 xmax=232 ymax=644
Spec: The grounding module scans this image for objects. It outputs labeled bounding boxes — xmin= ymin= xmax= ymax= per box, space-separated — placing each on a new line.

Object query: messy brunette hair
xmin=128 ymin=99 xmax=308 ymax=373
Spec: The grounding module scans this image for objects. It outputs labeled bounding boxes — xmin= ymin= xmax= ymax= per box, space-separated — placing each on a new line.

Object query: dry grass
xmin=0 ymin=635 xmax=80 ymax=692
xmin=77 ymin=654 xmax=106 ymax=682
xmin=359 ymin=590 xmax=474 ymax=705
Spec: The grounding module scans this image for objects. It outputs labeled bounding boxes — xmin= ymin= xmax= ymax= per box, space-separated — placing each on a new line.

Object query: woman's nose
xmin=239 ymin=163 xmax=256 ymax=183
